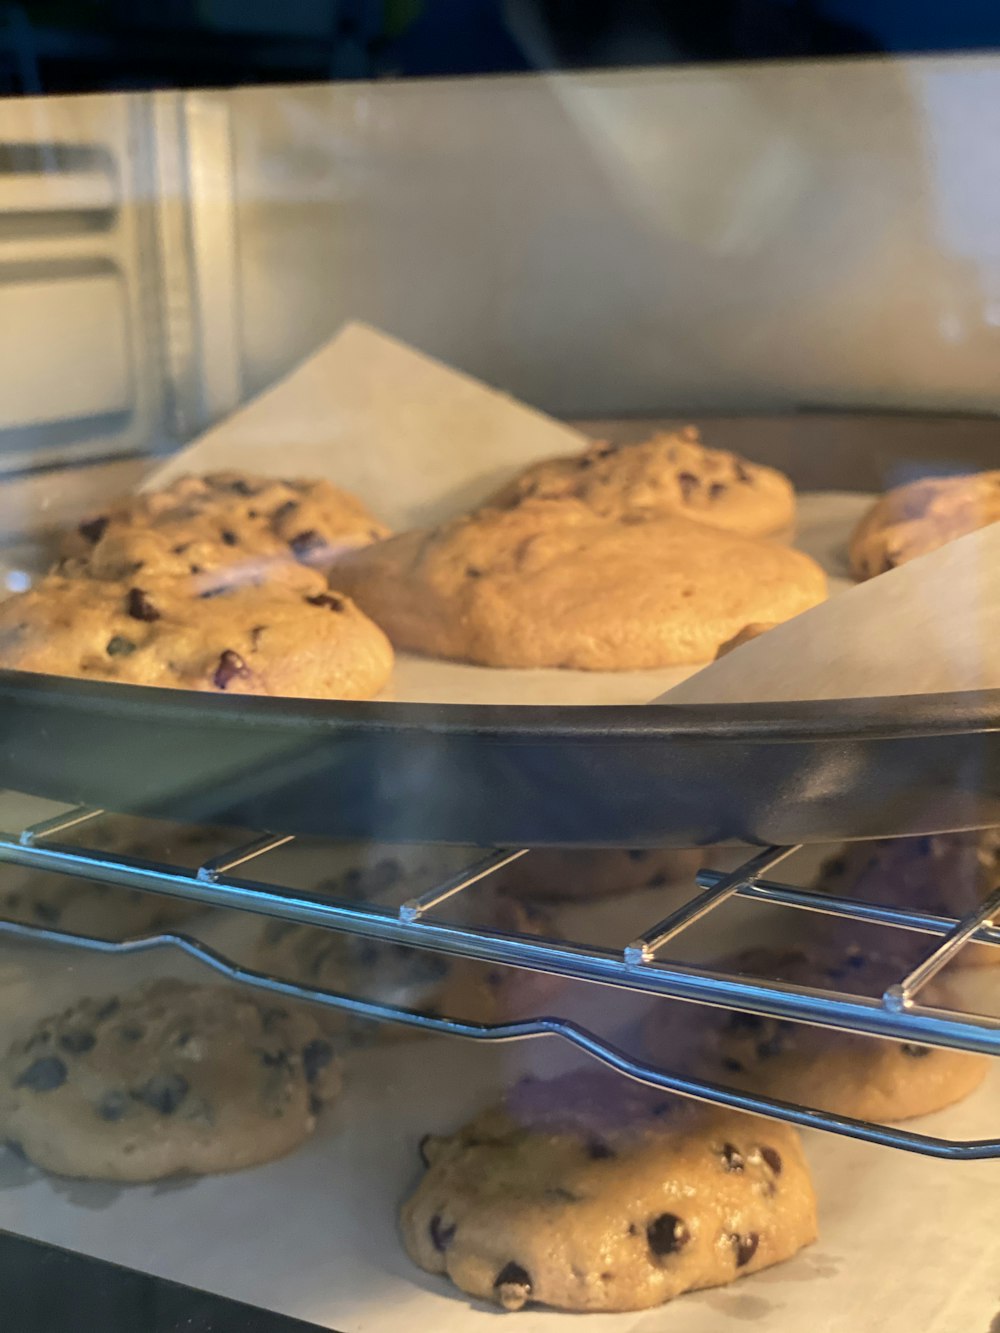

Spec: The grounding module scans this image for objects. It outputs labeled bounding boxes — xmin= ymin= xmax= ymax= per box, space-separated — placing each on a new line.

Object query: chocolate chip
xmin=301 ymin=1038 xmax=334 ymax=1084
xmin=250 ymin=625 xmax=266 ymax=647
xmin=226 ymin=478 xmax=256 ymax=496
xmin=172 ymin=543 xmax=190 ymax=555
xmin=677 ymin=471 xmax=699 ymax=500
xmin=15 ymin=1056 xmax=68 ymax=1091
xmin=720 ymin=1142 xmax=745 ymax=1172
xmin=95 ymin=998 xmax=120 ymax=1021
xmin=175 ymin=1031 xmax=192 ymax=1048
xmin=260 ymin=1006 xmax=289 ymax=1031
xmin=79 ymin=515 xmax=109 ymax=544
xmin=290 ymin=530 xmax=324 ymax=558
xmin=430 ymin=1214 xmax=456 ymax=1251
xmin=213 ymin=649 xmax=250 ymax=690
xmin=97 ymin=1091 xmax=128 ymax=1121
xmin=721 ymin=1057 xmax=745 ymax=1073
xmin=418 ymin=1133 xmax=433 ymax=1167
xmin=220 ymin=530 xmax=238 ymax=546
xmin=709 ymin=482 xmax=727 ymax=499
xmin=734 ymin=461 xmax=753 ymax=483
xmin=901 ymin=1043 xmax=932 ymax=1058
xmin=31 ymin=900 xmax=60 ymax=924
xmin=647 ymin=1212 xmax=689 ymax=1257
xmin=306 ymin=593 xmax=345 ymax=611
xmin=258 ymin=1048 xmax=291 ymax=1069
xmin=465 ymin=566 xmax=483 ymax=578
xmin=587 ymin=1138 xmax=615 ymax=1160
xmin=731 ymin=1232 xmax=759 ymax=1267
xmin=137 ymin=1073 xmax=189 ymax=1114
xmin=756 ymin=1032 xmax=787 ymax=1060
xmin=126 ymin=588 xmax=160 ymax=622
xmin=760 ymin=1146 xmax=782 ymax=1175
xmin=119 ymin=1025 xmax=144 ymax=1043
xmin=198 ymin=584 xmax=230 ymax=600
xmin=271 ymin=500 xmax=299 ymax=522
xmin=494 ymin=1262 xmax=532 ymax=1311
xmin=106 ymin=635 xmax=137 ymax=657
xmin=59 ymin=1030 xmax=95 ymax=1055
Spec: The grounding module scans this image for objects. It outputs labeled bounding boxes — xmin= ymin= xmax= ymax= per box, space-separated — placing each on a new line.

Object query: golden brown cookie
xmin=0 ymin=979 xmax=341 ymax=1180
xmin=0 ymin=574 xmax=393 ymax=699
xmin=641 ymin=945 xmax=989 ymax=1121
xmin=401 ymin=1069 xmax=816 ymax=1313
xmin=815 ymin=832 xmax=1000 ymax=968
xmin=488 ymin=429 xmax=795 ymax=537
xmin=60 ymin=471 xmax=389 ymax=592
xmin=333 ymin=500 xmax=826 ymax=670
xmin=495 ymin=848 xmax=703 ymax=902
xmin=848 ymin=470 xmax=1000 ymax=579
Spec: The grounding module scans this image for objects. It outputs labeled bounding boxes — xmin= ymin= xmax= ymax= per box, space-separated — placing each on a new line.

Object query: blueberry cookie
xmin=848 ymin=470 xmax=1000 ymax=579
xmin=0 ymin=979 xmax=341 ymax=1180
xmin=333 ymin=499 xmax=826 ymax=670
xmin=488 ymin=429 xmax=795 ymax=537
xmin=254 ymin=873 xmax=552 ymax=1039
xmin=496 ymin=848 xmax=703 ymax=902
xmin=642 ymin=946 xmax=989 ymax=1121
xmin=0 ymin=574 xmax=393 ymax=699
xmin=401 ymin=1069 xmax=816 ymax=1313
xmin=61 ymin=471 xmax=389 ymax=590
xmin=815 ymin=832 xmax=1000 ymax=968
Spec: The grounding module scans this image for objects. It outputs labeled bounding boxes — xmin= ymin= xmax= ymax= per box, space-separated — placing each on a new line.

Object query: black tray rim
xmin=3 ymin=668 xmax=999 ymax=744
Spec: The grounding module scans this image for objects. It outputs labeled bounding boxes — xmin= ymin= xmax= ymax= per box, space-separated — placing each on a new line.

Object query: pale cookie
xmin=488 ymin=428 xmax=795 ymax=537
xmin=61 ymin=471 xmax=389 ymax=589
xmin=401 ymin=1069 xmax=816 ymax=1313
xmin=496 ymin=848 xmax=703 ymax=902
xmin=849 ymin=470 xmax=1000 ymax=579
xmin=333 ymin=499 xmax=826 ymax=670
xmin=254 ymin=870 xmax=552 ymax=1040
xmin=815 ymin=831 xmax=1000 ymax=968
xmin=0 ymin=574 xmax=393 ymax=699
xmin=0 ymin=820 xmax=236 ymax=939
xmin=642 ymin=946 xmax=989 ymax=1121
xmin=0 ymin=979 xmax=341 ymax=1180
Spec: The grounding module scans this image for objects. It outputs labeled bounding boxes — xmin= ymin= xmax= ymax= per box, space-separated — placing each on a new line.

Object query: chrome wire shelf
xmin=0 ymin=799 xmax=997 ymax=1161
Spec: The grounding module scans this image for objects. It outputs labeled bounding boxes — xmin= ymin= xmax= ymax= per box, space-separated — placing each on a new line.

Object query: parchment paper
xmin=141 ymin=321 xmax=864 ymax=707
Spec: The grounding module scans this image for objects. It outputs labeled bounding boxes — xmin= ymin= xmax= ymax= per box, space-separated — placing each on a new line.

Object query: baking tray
xmin=2 ymin=412 xmax=999 ymax=847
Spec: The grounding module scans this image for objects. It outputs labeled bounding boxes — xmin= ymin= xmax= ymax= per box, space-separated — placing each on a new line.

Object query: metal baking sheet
xmin=0 ymin=923 xmax=994 ymax=1333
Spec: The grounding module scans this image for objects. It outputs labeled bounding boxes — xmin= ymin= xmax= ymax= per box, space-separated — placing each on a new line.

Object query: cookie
xmin=401 ymin=1069 xmax=816 ymax=1313
xmin=815 ymin=832 xmax=1000 ymax=968
xmin=0 ymin=574 xmax=393 ymax=699
xmin=642 ymin=945 xmax=989 ymax=1121
xmin=848 ymin=471 xmax=1000 ymax=579
xmin=488 ymin=429 xmax=795 ymax=537
xmin=0 ymin=820 xmax=236 ymax=939
xmin=61 ymin=471 xmax=389 ymax=589
xmin=333 ymin=499 xmax=827 ymax=670
xmin=254 ymin=876 xmax=552 ymax=1039
xmin=496 ymin=848 xmax=703 ymax=902
xmin=0 ymin=979 xmax=341 ymax=1180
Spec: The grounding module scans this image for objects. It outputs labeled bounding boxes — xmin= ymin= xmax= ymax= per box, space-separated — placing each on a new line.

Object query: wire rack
xmin=0 ymin=795 xmax=996 ymax=1162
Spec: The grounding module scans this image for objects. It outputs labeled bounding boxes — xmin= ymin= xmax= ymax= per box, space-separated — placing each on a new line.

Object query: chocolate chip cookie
xmin=401 ymin=1069 xmax=816 ymax=1313
xmin=848 ymin=470 xmax=1000 ymax=579
xmin=815 ymin=832 xmax=1000 ymax=968
xmin=0 ymin=574 xmax=393 ymax=699
xmin=254 ymin=876 xmax=553 ymax=1039
xmin=0 ymin=979 xmax=341 ymax=1180
xmin=333 ymin=499 xmax=827 ymax=670
xmin=496 ymin=848 xmax=703 ymax=902
xmin=642 ymin=945 xmax=989 ymax=1121
xmin=488 ymin=429 xmax=795 ymax=537
xmin=60 ymin=470 xmax=389 ymax=592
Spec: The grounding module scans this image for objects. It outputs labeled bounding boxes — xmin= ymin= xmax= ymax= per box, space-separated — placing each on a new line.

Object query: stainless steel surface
xmin=887 ymin=884 xmax=1000 ymax=1008
xmin=0 ymin=796 xmax=994 ymax=1159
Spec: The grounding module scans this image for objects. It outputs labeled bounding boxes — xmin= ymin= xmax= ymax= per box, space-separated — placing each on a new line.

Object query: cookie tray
xmin=1 ymin=667 xmax=1000 ymax=847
